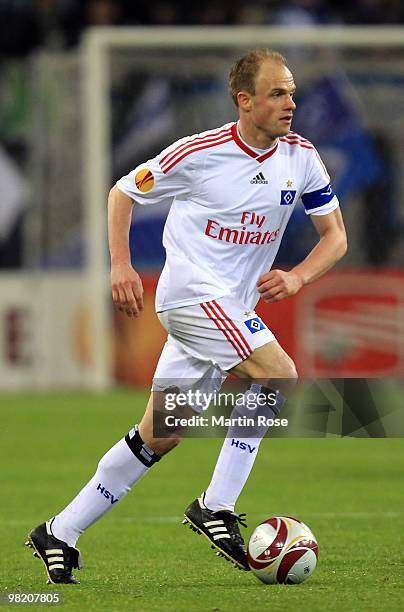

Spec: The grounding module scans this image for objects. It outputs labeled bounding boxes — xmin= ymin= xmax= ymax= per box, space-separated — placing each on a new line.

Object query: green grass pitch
xmin=1 ymin=390 xmax=403 ymax=611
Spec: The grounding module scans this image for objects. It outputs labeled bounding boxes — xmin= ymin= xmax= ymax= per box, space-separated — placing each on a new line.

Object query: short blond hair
xmin=228 ymin=49 xmax=288 ymax=107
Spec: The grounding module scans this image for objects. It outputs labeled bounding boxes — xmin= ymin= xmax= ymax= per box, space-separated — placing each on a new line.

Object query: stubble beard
xmin=256 ymin=120 xmax=291 ymax=143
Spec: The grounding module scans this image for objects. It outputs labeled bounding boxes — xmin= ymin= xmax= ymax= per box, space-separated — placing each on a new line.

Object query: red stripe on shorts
xmin=210 ymin=299 xmax=253 ymax=356
xmin=200 ymin=302 xmax=248 ymax=361
xmin=205 ymin=301 xmax=252 ymax=361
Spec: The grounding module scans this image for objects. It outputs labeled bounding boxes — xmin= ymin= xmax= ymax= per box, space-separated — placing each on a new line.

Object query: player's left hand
xmin=256 ymin=269 xmax=303 ymax=303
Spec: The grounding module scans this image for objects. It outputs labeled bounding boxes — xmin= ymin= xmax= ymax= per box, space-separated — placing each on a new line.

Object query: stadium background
xmin=0 ymin=2 xmax=403 ymax=610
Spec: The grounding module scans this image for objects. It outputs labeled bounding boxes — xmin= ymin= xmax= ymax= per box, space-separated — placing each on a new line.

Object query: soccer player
xmin=27 ymin=49 xmax=347 ymax=584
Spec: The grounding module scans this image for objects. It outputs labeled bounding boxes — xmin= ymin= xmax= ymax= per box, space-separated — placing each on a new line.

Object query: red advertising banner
xmin=258 ymin=269 xmax=404 ymax=377
xmin=299 ymin=272 xmax=404 ymax=377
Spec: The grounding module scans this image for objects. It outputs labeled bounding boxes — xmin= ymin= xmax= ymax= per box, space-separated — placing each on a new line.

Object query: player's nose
xmin=286 ymin=95 xmax=296 ymax=110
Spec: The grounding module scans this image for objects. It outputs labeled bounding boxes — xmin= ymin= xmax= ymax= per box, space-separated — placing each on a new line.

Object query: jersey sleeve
xmin=301 ymin=148 xmax=339 ymax=216
xmin=116 ymin=139 xmax=196 ymax=206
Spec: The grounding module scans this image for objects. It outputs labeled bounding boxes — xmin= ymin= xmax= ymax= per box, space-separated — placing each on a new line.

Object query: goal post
xmin=81 ymin=31 xmax=112 ymax=390
xmin=80 ymin=26 xmax=404 ymax=388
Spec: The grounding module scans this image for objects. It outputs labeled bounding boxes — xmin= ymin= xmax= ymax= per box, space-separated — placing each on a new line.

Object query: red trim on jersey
xmin=231 ymin=123 xmax=278 ymax=163
xmin=282 ymin=134 xmax=330 ymax=179
xmin=281 ymin=134 xmax=313 ymax=145
xmin=211 ymin=299 xmax=253 ymax=356
xmin=256 ymin=146 xmax=279 ymax=162
xmin=280 ymin=137 xmax=313 ymax=150
xmin=200 ymin=302 xmax=247 ymax=361
xmin=160 ymin=136 xmax=233 ymax=174
xmin=288 ymin=131 xmax=312 ymax=144
xmin=315 ymin=149 xmax=330 ymax=180
xmin=231 ymin=123 xmax=258 ymax=159
xmin=160 ymin=127 xmax=232 ymax=167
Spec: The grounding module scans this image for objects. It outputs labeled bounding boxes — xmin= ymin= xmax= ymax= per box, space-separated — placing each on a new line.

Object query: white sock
xmin=51 ymin=429 xmax=159 ymax=547
xmin=204 ymin=385 xmax=285 ymax=513
xmin=204 ymin=435 xmax=263 ymax=513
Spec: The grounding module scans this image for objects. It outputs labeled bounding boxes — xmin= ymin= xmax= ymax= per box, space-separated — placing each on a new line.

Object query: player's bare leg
xmin=138 ymin=392 xmax=182 ymax=455
xmin=230 ymin=338 xmax=298 ymax=390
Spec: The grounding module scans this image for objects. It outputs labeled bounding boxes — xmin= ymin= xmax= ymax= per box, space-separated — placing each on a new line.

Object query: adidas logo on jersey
xmin=250 ymin=172 xmax=268 ymax=185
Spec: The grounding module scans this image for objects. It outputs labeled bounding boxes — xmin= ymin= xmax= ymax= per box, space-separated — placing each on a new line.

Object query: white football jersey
xmin=117 ymin=121 xmax=339 ymax=312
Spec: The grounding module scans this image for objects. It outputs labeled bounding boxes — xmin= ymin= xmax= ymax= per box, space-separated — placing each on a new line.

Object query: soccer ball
xmin=247 ymin=516 xmax=318 ymax=584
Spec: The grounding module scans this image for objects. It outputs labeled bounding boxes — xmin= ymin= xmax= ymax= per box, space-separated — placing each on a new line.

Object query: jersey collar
xmin=231 ymin=122 xmax=279 ymax=163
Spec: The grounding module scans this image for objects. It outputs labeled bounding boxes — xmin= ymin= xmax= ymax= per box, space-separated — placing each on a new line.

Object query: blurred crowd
xmin=1 ymin=0 xmax=404 ymax=56
xmin=0 ymin=0 xmax=402 ymax=269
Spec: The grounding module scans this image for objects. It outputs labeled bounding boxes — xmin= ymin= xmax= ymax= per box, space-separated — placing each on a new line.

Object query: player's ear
xmin=237 ymin=91 xmax=252 ymax=112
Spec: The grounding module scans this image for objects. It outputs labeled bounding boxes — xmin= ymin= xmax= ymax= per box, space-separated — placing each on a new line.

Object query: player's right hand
xmin=111 ymin=262 xmax=144 ymax=318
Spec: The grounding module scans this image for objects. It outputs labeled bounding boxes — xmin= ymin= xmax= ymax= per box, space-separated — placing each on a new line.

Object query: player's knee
xmin=147 ymin=435 xmax=181 ymax=456
xmin=254 ymin=356 xmax=298 ymax=381
xmin=274 ymin=358 xmax=298 ymax=396
xmin=252 ymin=357 xmax=298 ymax=399
xmin=280 ymin=357 xmax=298 ymax=381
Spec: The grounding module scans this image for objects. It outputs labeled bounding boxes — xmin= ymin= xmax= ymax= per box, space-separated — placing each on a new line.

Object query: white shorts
xmin=152 ymin=295 xmax=275 ymax=395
